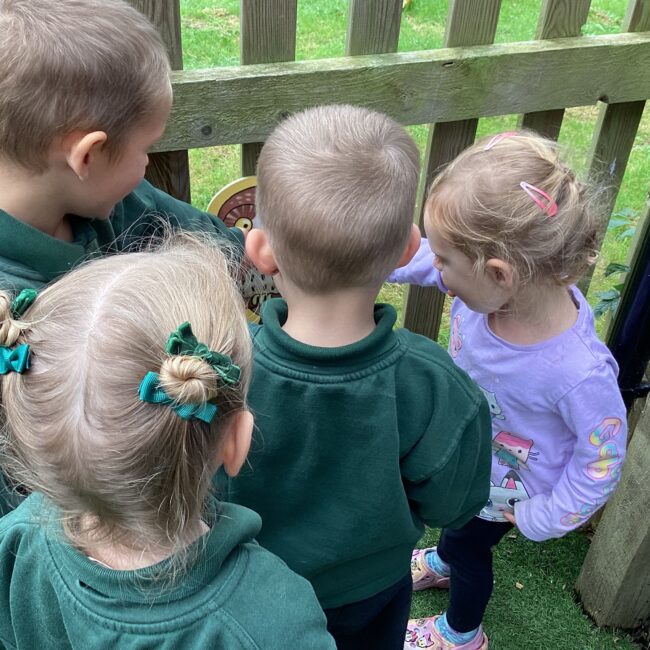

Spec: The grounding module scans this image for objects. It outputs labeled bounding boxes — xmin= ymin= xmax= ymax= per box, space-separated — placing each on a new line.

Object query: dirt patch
xmin=590 ymin=9 xmax=620 ymax=27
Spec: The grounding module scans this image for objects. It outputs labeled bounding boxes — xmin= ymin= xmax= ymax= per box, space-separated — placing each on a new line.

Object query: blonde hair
xmin=0 ymin=235 xmax=251 ymax=558
xmin=257 ymin=104 xmax=421 ymax=293
xmin=0 ymin=0 xmax=170 ymax=172
xmin=425 ymin=131 xmax=602 ymax=286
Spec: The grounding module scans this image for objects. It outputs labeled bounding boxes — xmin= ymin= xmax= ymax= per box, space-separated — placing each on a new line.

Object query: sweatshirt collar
xmin=0 ymin=210 xmax=101 ymax=282
xmin=255 ymin=298 xmax=399 ymax=370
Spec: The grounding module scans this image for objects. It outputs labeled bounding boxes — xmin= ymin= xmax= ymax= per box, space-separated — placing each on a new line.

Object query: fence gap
xmin=130 ymin=1 xmax=191 ymax=202
xmin=403 ymin=0 xmax=502 ymax=340
xmin=240 ymin=0 xmax=297 ymax=176
xmin=519 ymin=0 xmax=591 ymax=139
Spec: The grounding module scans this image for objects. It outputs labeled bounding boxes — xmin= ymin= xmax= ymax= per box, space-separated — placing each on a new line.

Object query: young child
xmin=0 ymin=0 xmax=251 ymax=514
xmin=218 ymin=104 xmax=493 ymax=650
xmin=0 ymin=235 xmax=335 ymax=649
xmin=390 ymin=132 xmax=627 ymax=650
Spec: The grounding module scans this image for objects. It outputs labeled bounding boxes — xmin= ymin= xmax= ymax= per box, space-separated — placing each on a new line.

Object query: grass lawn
xmin=178 ymin=2 xmax=645 ymax=647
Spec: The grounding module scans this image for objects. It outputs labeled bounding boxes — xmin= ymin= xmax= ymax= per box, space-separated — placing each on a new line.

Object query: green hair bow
xmin=138 ymin=371 xmax=217 ymax=423
xmin=138 ymin=322 xmax=241 ymax=423
xmin=0 ymin=344 xmax=30 ymax=375
xmin=11 ymin=289 xmax=37 ymax=319
xmin=166 ymin=322 xmax=241 ymax=385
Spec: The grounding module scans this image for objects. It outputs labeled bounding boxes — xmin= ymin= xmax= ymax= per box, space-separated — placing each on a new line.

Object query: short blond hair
xmin=0 ymin=0 xmax=170 ymax=172
xmin=426 ymin=131 xmax=602 ymax=286
xmin=0 ymin=235 xmax=251 ymax=557
xmin=257 ymin=104 xmax=420 ymax=292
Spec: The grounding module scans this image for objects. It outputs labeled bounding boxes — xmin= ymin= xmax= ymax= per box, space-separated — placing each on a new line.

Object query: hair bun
xmin=158 ymin=356 xmax=219 ymax=405
xmin=0 ymin=292 xmax=25 ymax=347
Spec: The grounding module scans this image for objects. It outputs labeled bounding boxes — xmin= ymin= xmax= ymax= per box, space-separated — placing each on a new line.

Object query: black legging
xmin=324 ymin=572 xmax=413 ymax=650
xmin=437 ymin=517 xmax=513 ymax=632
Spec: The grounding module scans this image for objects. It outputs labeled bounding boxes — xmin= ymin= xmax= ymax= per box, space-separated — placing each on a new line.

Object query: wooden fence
xmin=130 ymin=0 xmax=650 ymax=631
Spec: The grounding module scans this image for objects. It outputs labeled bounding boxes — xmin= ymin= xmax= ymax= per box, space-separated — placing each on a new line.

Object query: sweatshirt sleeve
xmin=387 ymin=237 xmax=448 ymax=291
xmin=110 ymin=179 xmax=244 ymax=251
xmin=515 ymin=362 xmax=627 ymax=542
xmin=401 ymin=381 xmax=492 ymax=530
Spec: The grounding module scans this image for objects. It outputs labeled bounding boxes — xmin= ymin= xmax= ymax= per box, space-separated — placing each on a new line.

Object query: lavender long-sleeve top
xmin=388 ymin=240 xmax=627 ymax=541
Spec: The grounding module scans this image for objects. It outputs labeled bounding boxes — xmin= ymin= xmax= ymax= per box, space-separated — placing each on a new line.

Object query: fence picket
xmin=240 ymin=0 xmax=297 ymax=175
xmin=578 ymin=0 xmax=650 ymax=294
xmin=519 ymin=0 xmax=591 ymax=139
xmin=130 ymin=1 xmax=190 ymax=202
xmin=403 ymin=0 xmax=502 ymax=341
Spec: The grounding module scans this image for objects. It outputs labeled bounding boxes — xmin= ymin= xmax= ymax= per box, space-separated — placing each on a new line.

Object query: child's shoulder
xmin=395 ymin=326 xmax=483 ymax=401
xmin=221 ymin=509 xmax=334 ymax=648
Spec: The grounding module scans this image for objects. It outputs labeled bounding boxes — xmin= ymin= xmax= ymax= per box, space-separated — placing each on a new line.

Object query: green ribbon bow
xmin=166 ymin=322 xmax=241 ymax=385
xmin=11 ymin=289 xmax=37 ymax=319
xmin=138 ymin=322 xmax=240 ymax=424
xmin=0 ymin=344 xmax=31 ymax=375
xmin=138 ymin=371 xmax=218 ymax=423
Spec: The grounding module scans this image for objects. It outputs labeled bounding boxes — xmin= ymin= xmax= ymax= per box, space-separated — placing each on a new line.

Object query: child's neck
xmin=0 ymin=161 xmax=73 ymax=240
xmin=488 ymin=283 xmax=578 ymax=345
xmin=280 ymin=282 xmax=380 ymax=348
xmin=79 ymin=517 xmax=210 ymax=571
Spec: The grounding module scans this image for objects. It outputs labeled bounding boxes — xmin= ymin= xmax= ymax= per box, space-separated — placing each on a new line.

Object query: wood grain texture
xmin=128 ymin=1 xmax=190 ymax=201
xmin=240 ymin=0 xmax=297 ymax=175
xmin=346 ymin=0 xmax=402 ymax=55
xmin=577 ymin=0 xmax=650 ymax=294
xmin=520 ymin=0 xmax=591 ymax=139
xmin=575 ymin=397 xmax=650 ymax=628
xmin=404 ymin=0 xmax=500 ymax=340
xmin=153 ymin=33 xmax=650 ymax=153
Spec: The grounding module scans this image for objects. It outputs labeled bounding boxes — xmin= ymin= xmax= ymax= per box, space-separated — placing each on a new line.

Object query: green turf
xmin=178 ymin=3 xmax=645 ymax=646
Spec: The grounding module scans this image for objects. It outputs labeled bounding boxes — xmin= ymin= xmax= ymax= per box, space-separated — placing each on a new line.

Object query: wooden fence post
xmin=129 ymin=1 xmax=191 ymax=202
xmin=519 ymin=0 xmax=591 ymax=139
xmin=403 ymin=0 xmax=501 ymax=340
xmin=240 ymin=0 xmax=297 ymax=175
xmin=575 ymin=394 xmax=650 ymax=628
xmin=346 ymin=0 xmax=402 ymax=55
xmin=578 ymin=0 xmax=650 ymax=294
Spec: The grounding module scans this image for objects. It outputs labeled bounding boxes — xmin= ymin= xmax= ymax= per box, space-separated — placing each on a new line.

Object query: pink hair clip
xmin=484 ymin=131 xmax=519 ymax=151
xmin=520 ymin=181 xmax=558 ymax=217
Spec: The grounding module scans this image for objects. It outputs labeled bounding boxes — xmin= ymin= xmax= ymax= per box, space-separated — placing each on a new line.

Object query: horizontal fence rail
xmin=154 ymin=32 xmax=650 ymax=152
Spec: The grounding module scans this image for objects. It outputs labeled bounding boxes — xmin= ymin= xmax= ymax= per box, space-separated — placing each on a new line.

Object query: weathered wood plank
xmin=575 ymin=396 xmax=650 ymax=628
xmin=404 ymin=0 xmax=501 ymax=341
xmin=240 ymin=1 xmax=297 ymax=175
xmin=154 ymin=33 xmax=650 ymax=152
xmin=129 ymin=0 xmax=190 ymax=202
xmin=346 ymin=0 xmax=402 ymax=56
xmin=519 ymin=0 xmax=591 ymax=139
xmin=578 ymin=0 xmax=650 ymax=295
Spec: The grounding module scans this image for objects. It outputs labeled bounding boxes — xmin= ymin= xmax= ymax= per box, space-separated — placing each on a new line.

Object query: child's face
xmin=425 ymin=216 xmax=507 ymax=314
xmin=84 ymin=88 xmax=172 ymax=218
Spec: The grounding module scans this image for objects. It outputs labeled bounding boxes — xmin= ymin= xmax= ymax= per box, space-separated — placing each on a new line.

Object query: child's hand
xmin=504 ymin=511 xmax=517 ymax=526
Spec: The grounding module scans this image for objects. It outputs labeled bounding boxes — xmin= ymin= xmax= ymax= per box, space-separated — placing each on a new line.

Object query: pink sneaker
xmin=404 ymin=616 xmax=488 ymax=649
xmin=411 ymin=547 xmax=450 ymax=591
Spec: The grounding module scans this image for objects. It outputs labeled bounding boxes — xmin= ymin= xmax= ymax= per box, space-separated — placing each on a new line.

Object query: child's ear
xmin=219 ymin=410 xmax=253 ymax=477
xmin=245 ymin=228 xmax=279 ymax=275
xmin=63 ymin=130 xmax=108 ymax=181
xmin=396 ymin=224 xmax=422 ymax=268
xmin=485 ymin=258 xmax=515 ymax=290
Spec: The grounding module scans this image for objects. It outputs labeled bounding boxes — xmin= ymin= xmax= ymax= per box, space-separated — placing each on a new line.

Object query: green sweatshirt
xmin=0 ymin=178 xmax=243 ymax=292
xmin=219 ymin=299 xmax=492 ymax=609
xmin=0 ymin=179 xmax=243 ymax=516
xmin=0 ymin=493 xmax=335 ymax=650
